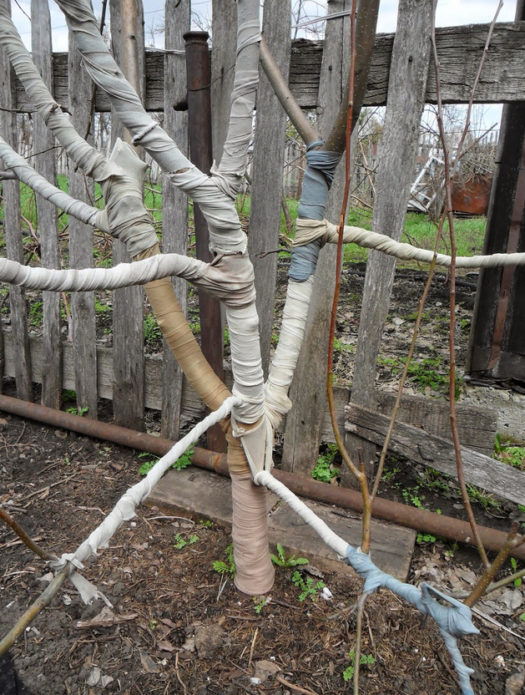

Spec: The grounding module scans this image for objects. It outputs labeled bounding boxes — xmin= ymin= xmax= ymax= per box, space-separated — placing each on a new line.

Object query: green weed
xmin=174 ymin=532 xmax=199 ymax=550
xmin=253 ymin=596 xmax=269 ymax=614
xmin=143 ymin=313 xmax=161 ymax=346
xmin=213 ymin=544 xmax=235 ymax=578
xmin=493 ymin=434 xmax=525 ymax=471
xmin=271 ymin=543 xmax=308 ymax=569
xmin=65 ymin=405 xmax=89 ymax=417
xmin=29 ymin=301 xmax=43 ymax=327
xmin=291 ymin=570 xmax=325 ymax=602
xmin=417 ymin=533 xmax=437 ymax=544
xmin=510 ymin=558 xmax=522 ymax=587
xmin=466 ymin=484 xmax=501 ymax=511
xmin=342 ymin=650 xmax=376 ymax=682
xmin=138 ymin=445 xmax=194 ymax=475
xmin=312 ymin=443 xmax=339 ymax=483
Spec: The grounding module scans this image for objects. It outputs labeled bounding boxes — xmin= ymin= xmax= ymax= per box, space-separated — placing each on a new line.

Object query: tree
xmin=2 ymin=3 xmax=519 ymax=692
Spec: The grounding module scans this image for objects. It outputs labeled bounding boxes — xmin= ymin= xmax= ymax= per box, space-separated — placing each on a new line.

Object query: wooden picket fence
xmin=1 ymin=0 xmax=524 ymax=459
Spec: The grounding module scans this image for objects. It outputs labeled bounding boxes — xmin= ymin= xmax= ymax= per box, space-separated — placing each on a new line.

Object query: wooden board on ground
xmin=147 ymin=467 xmax=416 ymax=581
xmin=345 ymin=402 xmax=525 ymax=505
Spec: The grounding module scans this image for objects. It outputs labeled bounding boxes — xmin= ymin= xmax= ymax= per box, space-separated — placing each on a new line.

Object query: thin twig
xmin=430 ymin=0 xmax=490 ymax=568
xmin=353 ymin=593 xmax=369 ymax=695
xmin=0 ymin=566 xmax=70 ymax=656
xmin=465 ymin=522 xmax=523 ymax=607
xmin=275 ymin=675 xmax=320 ymax=695
xmin=247 ymin=627 xmax=258 ymax=671
xmin=326 ymin=0 xmax=372 ymax=553
xmin=0 ymin=507 xmax=56 ymax=561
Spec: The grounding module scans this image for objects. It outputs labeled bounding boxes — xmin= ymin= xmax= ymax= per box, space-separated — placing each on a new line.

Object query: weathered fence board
xmin=211 ymin=0 xmax=237 ymax=163
xmin=2 ymin=328 xmax=502 ymax=450
xmin=109 ymin=0 xmax=146 ymax=431
xmin=0 ymin=0 xmax=32 ymax=401
xmin=15 ymin=22 xmax=525 ymax=114
xmin=68 ymin=32 xmax=98 ymax=417
xmin=345 ymin=402 xmax=525 ymax=506
xmin=281 ymin=0 xmax=351 ymax=475
xmin=31 ymin=0 xmax=62 ymax=409
xmin=160 ymin=0 xmax=190 ymax=440
xmin=468 ymin=0 xmax=525 ymax=384
xmin=248 ymin=0 xmax=291 ymax=376
xmin=347 ymin=0 xmax=434 ymax=482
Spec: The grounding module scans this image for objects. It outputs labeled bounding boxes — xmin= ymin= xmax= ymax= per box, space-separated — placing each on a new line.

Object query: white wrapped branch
xmin=0 ymin=136 xmax=108 ymax=232
xmin=296 ymin=218 xmax=525 ymax=268
xmin=0 ymin=8 xmax=107 ymax=182
xmin=54 ymin=0 xmax=260 ymax=257
xmin=53 ymin=397 xmax=240 ymax=598
xmin=265 ymin=277 xmax=315 ymax=428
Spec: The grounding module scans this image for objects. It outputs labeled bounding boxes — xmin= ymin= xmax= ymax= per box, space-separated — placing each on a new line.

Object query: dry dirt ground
xmin=0 ymin=412 xmax=524 ymax=695
xmin=1 ymin=264 xmax=525 ymax=694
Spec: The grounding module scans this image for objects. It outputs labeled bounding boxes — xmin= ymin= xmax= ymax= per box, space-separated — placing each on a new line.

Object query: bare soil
xmin=1 ymin=262 xmax=524 ymax=694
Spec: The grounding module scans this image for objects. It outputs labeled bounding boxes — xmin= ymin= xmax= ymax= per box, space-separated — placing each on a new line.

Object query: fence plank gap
xmin=346 ymin=0 xmax=434 ymax=484
xmin=160 ymin=0 xmax=190 ymax=440
xmin=68 ymin=30 xmax=98 ymax=417
xmin=31 ymin=0 xmax=62 ymax=409
xmin=109 ymin=0 xmax=145 ymax=431
xmin=0 ymin=0 xmax=32 ymax=400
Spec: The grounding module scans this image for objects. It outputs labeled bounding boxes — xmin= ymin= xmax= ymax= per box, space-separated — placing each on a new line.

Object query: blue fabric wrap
xmin=288 ymin=144 xmax=341 ymax=282
xmin=344 ymin=546 xmax=479 ymax=695
xmin=288 ymin=239 xmax=322 ymax=282
xmin=297 ymin=146 xmax=341 ymax=221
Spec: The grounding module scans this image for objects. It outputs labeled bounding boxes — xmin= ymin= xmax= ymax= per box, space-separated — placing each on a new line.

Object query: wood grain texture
xmin=248 ymin=0 xmax=291 ymax=376
xmin=1 ymin=329 xmax=507 ymax=448
xmin=160 ymin=0 xmax=190 ymax=439
xmin=68 ymin=32 xmax=98 ymax=417
xmin=31 ymin=0 xmax=62 ymax=409
xmin=0 ymin=0 xmax=32 ymax=400
xmin=211 ymin=0 xmax=237 ymax=163
xmin=281 ymin=0 xmax=350 ymax=475
xmin=345 ymin=402 xmax=525 ymax=505
xmin=109 ymin=0 xmax=145 ymax=430
xmin=15 ymin=23 xmax=525 ymax=113
xmin=347 ymin=0 xmax=434 ymax=479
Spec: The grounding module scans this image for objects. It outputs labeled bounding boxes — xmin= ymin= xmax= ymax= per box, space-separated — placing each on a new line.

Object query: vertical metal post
xmin=184 ymin=31 xmax=226 ymax=451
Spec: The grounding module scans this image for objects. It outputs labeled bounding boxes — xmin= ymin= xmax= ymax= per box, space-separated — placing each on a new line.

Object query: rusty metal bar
xmin=183 ymin=30 xmax=225 ymax=452
xmin=1 ymin=395 xmax=522 ymax=561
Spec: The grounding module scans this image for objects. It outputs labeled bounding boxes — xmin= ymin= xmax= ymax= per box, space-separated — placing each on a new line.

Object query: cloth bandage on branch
xmin=288 ymin=144 xmax=341 ymax=282
xmin=52 ymin=397 xmax=240 ymax=600
xmin=0 ymin=8 xmax=107 ymax=182
xmin=0 ymin=253 xmax=258 ymax=307
xmin=264 ymin=277 xmax=314 ymax=429
xmin=53 ymin=0 xmax=260 ymax=258
xmin=255 ymin=470 xmax=478 ymax=695
xmin=0 ymin=137 xmax=108 ymax=233
xmin=295 ymin=218 xmax=525 ymax=268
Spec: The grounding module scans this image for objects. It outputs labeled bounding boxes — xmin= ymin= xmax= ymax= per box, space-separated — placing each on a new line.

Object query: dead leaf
xmin=75 ymin=606 xmax=138 ymax=629
xmin=157 ymin=640 xmax=176 ymax=652
xmin=254 ymin=659 xmax=281 ymax=683
xmin=86 ymin=666 xmax=101 ymax=686
xmin=139 ymin=652 xmax=161 ymax=674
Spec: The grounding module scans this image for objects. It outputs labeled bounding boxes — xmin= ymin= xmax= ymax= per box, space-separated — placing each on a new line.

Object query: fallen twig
xmin=275 ymin=674 xmax=320 ymax=695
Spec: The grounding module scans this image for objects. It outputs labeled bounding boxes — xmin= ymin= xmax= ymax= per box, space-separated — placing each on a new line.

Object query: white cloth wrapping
xmin=53 ymin=0 xmax=260 ymax=257
xmin=294 ymin=218 xmax=525 ymax=268
xmin=51 ymin=397 xmax=240 ymax=602
xmin=0 ymin=137 xmax=108 ymax=232
xmin=264 ymin=277 xmax=315 ymax=428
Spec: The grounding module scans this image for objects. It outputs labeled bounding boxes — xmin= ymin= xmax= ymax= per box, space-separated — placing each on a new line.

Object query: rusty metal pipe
xmin=1 ymin=394 xmax=523 ymax=561
xmin=183 ymin=30 xmax=225 ymax=452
